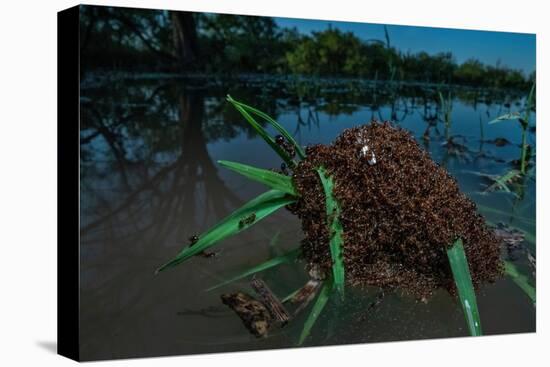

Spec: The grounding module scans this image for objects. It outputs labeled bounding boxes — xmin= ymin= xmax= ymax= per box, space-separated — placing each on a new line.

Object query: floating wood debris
xmin=251 ymin=277 xmax=290 ymax=325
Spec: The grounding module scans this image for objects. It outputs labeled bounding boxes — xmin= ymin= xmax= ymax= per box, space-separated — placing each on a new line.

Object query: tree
xmin=171 ymin=11 xmax=199 ymax=68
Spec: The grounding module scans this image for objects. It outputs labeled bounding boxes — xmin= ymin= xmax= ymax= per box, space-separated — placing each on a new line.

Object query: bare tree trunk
xmin=171 ymin=11 xmax=199 ymax=69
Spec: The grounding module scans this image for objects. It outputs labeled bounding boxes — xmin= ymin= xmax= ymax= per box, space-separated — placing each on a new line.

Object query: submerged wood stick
xmin=291 ymin=279 xmax=321 ymax=316
xmin=221 ymin=292 xmax=272 ymax=338
xmin=250 ymin=277 xmax=290 ymax=325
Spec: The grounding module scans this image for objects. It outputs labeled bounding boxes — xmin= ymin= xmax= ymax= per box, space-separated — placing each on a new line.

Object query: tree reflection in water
xmin=77 ymin=76 xmax=535 ymax=359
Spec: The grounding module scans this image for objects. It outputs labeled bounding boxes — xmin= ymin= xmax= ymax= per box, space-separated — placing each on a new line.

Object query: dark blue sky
xmin=275 ymin=18 xmax=536 ymax=74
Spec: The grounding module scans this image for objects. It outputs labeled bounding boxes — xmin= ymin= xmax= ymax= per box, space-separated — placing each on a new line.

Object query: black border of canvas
xmin=57 ymin=4 xmax=80 ymax=362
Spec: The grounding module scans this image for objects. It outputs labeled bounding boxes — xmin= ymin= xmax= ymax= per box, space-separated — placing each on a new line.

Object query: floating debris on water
xmin=221 ymin=292 xmax=272 ymax=338
xmin=289 ymin=279 xmax=321 ymax=316
xmin=493 ymin=222 xmax=525 ymax=261
xmin=250 ymin=277 xmax=290 ymax=325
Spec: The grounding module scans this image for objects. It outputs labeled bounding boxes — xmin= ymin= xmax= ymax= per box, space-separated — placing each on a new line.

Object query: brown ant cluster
xmin=290 ymin=121 xmax=503 ymax=299
xmin=270 ymin=135 xmax=295 ymax=175
xmin=275 ymin=134 xmax=296 ymax=161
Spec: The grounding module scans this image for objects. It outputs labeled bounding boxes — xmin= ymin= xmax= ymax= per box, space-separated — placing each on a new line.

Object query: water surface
xmin=79 ymin=74 xmax=535 ymax=360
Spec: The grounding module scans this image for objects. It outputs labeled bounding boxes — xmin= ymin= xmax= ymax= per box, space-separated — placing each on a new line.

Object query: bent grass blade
xmin=227 ymin=95 xmax=306 ymax=159
xmin=282 ymin=288 xmax=301 ymax=304
xmin=485 ymin=169 xmax=521 ymax=194
xmin=206 ymin=247 xmax=301 ymax=291
xmin=504 ymin=261 xmax=536 ymax=306
xmin=525 ymin=83 xmax=535 ymax=122
xmin=317 ymin=167 xmax=345 ymax=300
xmin=156 ymin=190 xmax=296 ymax=273
xmin=488 ymin=84 xmax=535 ymax=174
xmin=298 ymin=277 xmax=333 ymax=345
xmin=218 ymin=160 xmax=298 ymax=196
xmin=226 ymin=95 xmax=294 ymax=166
xmin=446 ymin=238 xmax=482 ymax=336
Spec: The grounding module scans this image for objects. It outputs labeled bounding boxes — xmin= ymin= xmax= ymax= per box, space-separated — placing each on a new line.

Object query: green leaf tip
xmin=298 ymin=277 xmax=333 ymax=345
xmin=217 ymin=160 xmax=298 ymax=196
xmin=504 ymin=260 xmax=536 ymax=306
xmin=226 ymin=95 xmax=306 ymax=161
xmin=155 ymin=189 xmax=296 ymax=274
xmin=205 ymin=247 xmax=301 ymax=292
xmin=446 ymin=238 xmax=482 ymax=336
xmin=316 ymin=167 xmax=345 ymax=300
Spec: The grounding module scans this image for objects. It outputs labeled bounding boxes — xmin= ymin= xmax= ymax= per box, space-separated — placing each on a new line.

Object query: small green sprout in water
xmin=490 ymin=83 xmax=535 ymax=175
xmin=438 ymin=90 xmax=453 ymax=141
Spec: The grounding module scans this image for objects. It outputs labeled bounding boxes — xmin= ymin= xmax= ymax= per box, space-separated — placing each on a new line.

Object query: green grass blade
xmin=499 ymin=169 xmax=522 ymax=182
xmin=218 ymin=160 xmax=298 ymax=196
xmin=206 ymin=247 xmax=301 ymax=291
xmin=227 ymin=95 xmax=306 ymax=159
xmin=269 ymin=230 xmax=281 ymax=247
xmin=485 ymin=169 xmax=521 ymax=194
xmin=316 ymin=167 xmax=345 ymax=300
xmin=438 ymin=91 xmax=445 ymax=110
xmin=298 ymin=277 xmax=333 ymax=345
xmin=156 ymin=190 xmax=296 ymax=273
xmin=504 ymin=261 xmax=536 ymax=306
xmin=446 ymin=238 xmax=482 ymax=336
xmin=282 ymin=288 xmax=301 ymax=303
xmin=525 ymin=83 xmax=535 ymax=114
xmin=226 ymin=95 xmax=294 ymax=166
xmin=489 ymin=112 xmax=521 ymax=124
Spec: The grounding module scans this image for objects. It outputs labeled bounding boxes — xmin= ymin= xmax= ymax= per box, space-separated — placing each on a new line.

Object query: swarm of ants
xmin=289 ymin=121 xmax=503 ymax=300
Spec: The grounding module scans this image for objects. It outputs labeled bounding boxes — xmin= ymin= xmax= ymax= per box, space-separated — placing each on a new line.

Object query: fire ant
xmin=239 ymin=213 xmax=256 ymax=229
xmin=275 ymin=135 xmax=296 ymax=160
xmin=280 ymin=162 xmax=289 ymax=176
xmin=187 ymin=234 xmax=216 ymax=258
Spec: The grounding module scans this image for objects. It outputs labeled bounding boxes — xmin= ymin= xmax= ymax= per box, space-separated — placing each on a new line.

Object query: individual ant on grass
xmin=188 ymin=234 xmax=216 ymax=258
xmin=280 ymin=162 xmax=289 ymax=176
xmin=275 ymin=134 xmax=296 ymax=159
xmin=239 ymin=213 xmax=257 ymax=229
xmin=188 ymin=234 xmax=199 ymax=245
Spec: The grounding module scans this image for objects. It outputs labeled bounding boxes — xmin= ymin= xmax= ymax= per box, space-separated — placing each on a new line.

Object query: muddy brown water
xmin=79 ymin=75 xmax=535 ymax=361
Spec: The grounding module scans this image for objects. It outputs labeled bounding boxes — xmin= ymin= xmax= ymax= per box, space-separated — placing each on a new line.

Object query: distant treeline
xmin=80 ymin=6 xmax=535 ymax=90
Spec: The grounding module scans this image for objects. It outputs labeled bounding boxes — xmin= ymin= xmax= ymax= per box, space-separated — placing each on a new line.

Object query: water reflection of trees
xmin=79 ymin=86 xmax=270 ymax=318
xmin=79 ymin=83 xmax=268 ymax=357
xmin=81 ymin=77 xmax=532 ymax=172
xmin=82 ymin=86 xmax=242 ymax=238
xmin=79 ymin=78 xmax=534 ymax=242
xmin=78 ymin=76 xmax=536 ymax=357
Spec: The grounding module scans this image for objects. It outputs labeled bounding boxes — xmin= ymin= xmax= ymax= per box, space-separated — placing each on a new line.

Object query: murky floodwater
xmin=79 ymin=74 xmax=535 ymax=361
